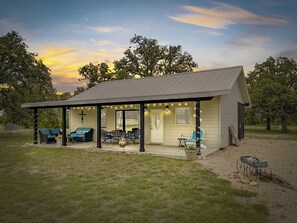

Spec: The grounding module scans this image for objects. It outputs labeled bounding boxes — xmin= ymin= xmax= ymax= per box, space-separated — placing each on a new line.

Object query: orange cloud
xmin=169 ymin=3 xmax=288 ymax=29
xmin=37 ymin=42 xmax=125 ymax=92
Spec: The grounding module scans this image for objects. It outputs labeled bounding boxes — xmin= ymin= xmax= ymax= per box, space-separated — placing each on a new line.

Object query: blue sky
xmin=1 ymin=0 xmax=296 ymax=92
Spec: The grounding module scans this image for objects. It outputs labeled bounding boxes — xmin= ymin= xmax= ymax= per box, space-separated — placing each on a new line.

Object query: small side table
xmin=177 ymin=138 xmax=187 ymax=147
xmin=67 ymin=135 xmax=74 ymax=143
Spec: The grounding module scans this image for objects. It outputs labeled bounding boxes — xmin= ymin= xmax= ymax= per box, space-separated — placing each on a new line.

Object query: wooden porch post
xmin=195 ymin=101 xmax=201 ymax=155
xmin=97 ymin=105 xmax=102 ymax=148
xmin=33 ymin=108 xmax=38 ymax=144
xmin=62 ymin=107 xmax=67 ymax=146
xmin=139 ymin=103 xmax=145 ymax=152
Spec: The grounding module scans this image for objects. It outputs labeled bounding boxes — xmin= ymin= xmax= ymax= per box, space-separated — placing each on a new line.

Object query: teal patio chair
xmin=185 ymin=129 xmax=206 ymax=148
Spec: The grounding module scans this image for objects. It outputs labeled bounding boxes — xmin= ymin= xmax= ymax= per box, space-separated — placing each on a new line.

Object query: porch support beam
xmin=139 ymin=103 xmax=145 ymax=152
xmin=97 ymin=105 xmax=102 ymax=148
xmin=195 ymin=101 xmax=201 ymax=155
xmin=62 ymin=107 xmax=67 ymax=146
xmin=33 ymin=108 xmax=38 ymax=144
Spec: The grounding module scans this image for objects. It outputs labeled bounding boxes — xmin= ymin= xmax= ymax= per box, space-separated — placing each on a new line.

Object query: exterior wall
xmin=145 ymin=98 xmax=219 ymax=148
xmin=69 ymin=108 xmax=97 ymax=140
xmin=69 ymin=98 xmax=220 ymax=148
xmin=200 ymin=97 xmax=220 ymax=148
xmin=220 ymin=80 xmax=245 ymax=147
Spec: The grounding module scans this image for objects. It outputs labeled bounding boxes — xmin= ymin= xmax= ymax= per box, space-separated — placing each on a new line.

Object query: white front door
xmin=150 ymin=110 xmax=164 ymax=144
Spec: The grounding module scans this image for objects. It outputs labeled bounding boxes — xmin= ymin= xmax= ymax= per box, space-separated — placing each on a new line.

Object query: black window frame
xmin=115 ymin=109 xmax=139 ymax=132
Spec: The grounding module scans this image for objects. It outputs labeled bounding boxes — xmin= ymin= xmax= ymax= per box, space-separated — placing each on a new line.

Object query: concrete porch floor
xmin=65 ymin=142 xmax=218 ymax=158
xmin=30 ymin=141 xmax=218 ymax=159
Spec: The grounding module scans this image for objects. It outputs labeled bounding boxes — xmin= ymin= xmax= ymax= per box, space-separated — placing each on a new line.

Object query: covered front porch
xmin=27 ymin=97 xmax=213 ymax=155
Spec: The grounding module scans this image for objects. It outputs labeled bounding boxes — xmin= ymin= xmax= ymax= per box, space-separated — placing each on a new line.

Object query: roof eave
xmin=21 ymin=90 xmax=229 ymax=109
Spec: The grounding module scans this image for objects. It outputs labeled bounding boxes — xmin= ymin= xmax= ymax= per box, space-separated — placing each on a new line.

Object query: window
xmin=176 ymin=107 xmax=190 ymax=124
xmin=115 ymin=110 xmax=139 ymax=131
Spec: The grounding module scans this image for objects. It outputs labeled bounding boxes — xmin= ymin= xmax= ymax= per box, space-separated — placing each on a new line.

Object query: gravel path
xmin=197 ymin=138 xmax=297 ymax=223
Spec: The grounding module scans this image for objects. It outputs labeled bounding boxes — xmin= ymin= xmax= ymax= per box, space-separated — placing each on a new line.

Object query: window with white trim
xmin=176 ymin=107 xmax=190 ymax=124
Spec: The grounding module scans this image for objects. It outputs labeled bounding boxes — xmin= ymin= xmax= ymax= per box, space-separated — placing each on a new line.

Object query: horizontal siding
xmin=144 ymin=99 xmax=219 ymax=148
xmin=69 ymin=108 xmax=97 ymax=140
xmin=69 ymin=99 xmax=220 ymax=148
xmin=220 ymin=80 xmax=244 ymax=147
xmin=200 ymin=97 xmax=219 ymax=148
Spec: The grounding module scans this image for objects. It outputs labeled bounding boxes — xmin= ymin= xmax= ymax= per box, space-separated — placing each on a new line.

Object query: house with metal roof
xmin=22 ymin=66 xmax=250 ymax=152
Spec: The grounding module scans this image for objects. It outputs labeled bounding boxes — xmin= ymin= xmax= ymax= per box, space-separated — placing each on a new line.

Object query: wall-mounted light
xmin=165 ymin=105 xmax=169 ymax=112
xmin=144 ymin=106 xmax=148 ymax=112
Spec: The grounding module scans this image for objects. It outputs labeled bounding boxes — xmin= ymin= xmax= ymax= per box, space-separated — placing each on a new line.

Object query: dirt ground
xmin=197 ymin=138 xmax=297 ymax=223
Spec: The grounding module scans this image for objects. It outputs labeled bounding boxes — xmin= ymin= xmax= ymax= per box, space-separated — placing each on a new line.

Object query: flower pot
xmin=185 ymin=150 xmax=197 ymax=160
xmin=119 ymin=139 xmax=127 ymax=148
xmin=56 ymin=139 xmax=62 ymax=147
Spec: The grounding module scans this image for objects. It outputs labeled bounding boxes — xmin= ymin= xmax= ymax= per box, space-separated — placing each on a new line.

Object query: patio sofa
xmin=50 ymin=128 xmax=62 ymax=136
xmin=70 ymin=127 xmax=93 ymax=142
xmin=39 ymin=129 xmax=56 ymax=144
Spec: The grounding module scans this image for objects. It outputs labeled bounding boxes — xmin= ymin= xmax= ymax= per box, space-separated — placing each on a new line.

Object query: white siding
xmin=69 ymin=99 xmax=220 ymax=148
xmin=69 ymin=108 xmax=97 ymax=140
xmin=220 ymin=80 xmax=244 ymax=147
xmin=200 ymin=97 xmax=220 ymax=148
xmin=144 ymin=99 xmax=219 ymax=148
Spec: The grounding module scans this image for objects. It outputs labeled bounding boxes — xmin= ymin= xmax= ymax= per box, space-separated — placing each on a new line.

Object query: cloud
xmin=90 ymin=39 xmax=116 ymax=47
xmin=92 ymin=26 xmax=124 ymax=33
xmin=195 ymin=30 xmax=222 ymax=36
xmin=0 ymin=18 xmax=9 ymax=25
xmin=169 ymin=3 xmax=288 ymax=29
xmin=226 ymin=35 xmax=270 ymax=51
xmin=36 ymin=42 xmax=125 ymax=92
xmin=276 ymin=48 xmax=297 ymax=60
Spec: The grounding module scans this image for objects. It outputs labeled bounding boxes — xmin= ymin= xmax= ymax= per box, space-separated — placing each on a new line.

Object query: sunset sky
xmin=1 ymin=0 xmax=296 ymax=93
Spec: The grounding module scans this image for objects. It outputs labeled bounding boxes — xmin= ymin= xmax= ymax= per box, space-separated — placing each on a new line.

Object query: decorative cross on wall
xmin=78 ymin=109 xmax=86 ymax=123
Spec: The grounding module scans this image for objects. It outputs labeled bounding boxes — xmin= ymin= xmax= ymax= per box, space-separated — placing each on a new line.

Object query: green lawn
xmin=245 ymin=125 xmax=297 ymax=141
xmin=0 ymin=131 xmax=268 ymax=223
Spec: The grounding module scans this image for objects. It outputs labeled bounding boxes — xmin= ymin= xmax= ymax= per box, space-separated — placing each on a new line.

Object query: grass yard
xmin=0 ymin=131 xmax=268 ymax=223
xmin=245 ymin=125 xmax=297 ymax=141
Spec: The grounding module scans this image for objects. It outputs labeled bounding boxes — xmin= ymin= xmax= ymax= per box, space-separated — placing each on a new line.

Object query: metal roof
xmin=22 ymin=66 xmax=250 ymax=108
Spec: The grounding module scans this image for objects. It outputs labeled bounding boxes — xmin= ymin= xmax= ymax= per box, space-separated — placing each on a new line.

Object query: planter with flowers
xmin=56 ymin=135 xmax=62 ymax=146
xmin=184 ymin=144 xmax=197 ymax=160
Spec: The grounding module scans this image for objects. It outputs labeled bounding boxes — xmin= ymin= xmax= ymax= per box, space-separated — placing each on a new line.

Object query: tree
xmin=247 ymin=56 xmax=297 ymax=133
xmin=113 ymin=35 xmax=198 ymax=78
xmin=74 ymin=86 xmax=86 ymax=95
xmin=76 ymin=35 xmax=198 ymax=89
xmin=78 ymin=62 xmax=112 ymax=88
xmin=0 ymin=31 xmax=56 ymax=126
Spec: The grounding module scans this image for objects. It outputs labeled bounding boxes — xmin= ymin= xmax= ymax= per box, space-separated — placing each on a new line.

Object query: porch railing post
xmin=33 ymin=108 xmax=38 ymax=144
xmin=196 ymin=100 xmax=201 ymax=155
xmin=97 ymin=105 xmax=102 ymax=148
xmin=62 ymin=107 xmax=67 ymax=146
xmin=139 ymin=103 xmax=145 ymax=152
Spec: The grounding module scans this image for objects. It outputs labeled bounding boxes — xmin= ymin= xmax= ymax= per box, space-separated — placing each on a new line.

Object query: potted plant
xmin=184 ymin=144 xmax=197 ymax=160
xmin=56 ymin=135 xmax=62 ymax=146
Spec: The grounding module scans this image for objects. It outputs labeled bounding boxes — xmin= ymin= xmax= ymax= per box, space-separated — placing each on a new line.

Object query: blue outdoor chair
xmin=50 ymin=128 xmax=62 ymax=136
xmin=39 ymin=129 xmax=56 ymax=144
xmin=185 ymin=129 xmax=206 ymax=148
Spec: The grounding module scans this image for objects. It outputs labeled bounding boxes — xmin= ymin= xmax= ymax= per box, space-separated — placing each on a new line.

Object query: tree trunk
xmin=280 ymin=102 xmax=288 ymax=133
xmin=281 ymin=116 xmax=288 ymax=133
xmin=266 ymin=116 xmax=271 ymax=130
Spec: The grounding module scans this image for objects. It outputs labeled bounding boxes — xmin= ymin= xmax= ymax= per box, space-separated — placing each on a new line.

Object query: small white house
xmin=22 ymin=66 xmax=250 ymax=151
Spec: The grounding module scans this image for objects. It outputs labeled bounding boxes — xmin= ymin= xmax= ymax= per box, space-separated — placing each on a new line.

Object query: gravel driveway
xmin=197 ymin=138 xmax=297 ymax=223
